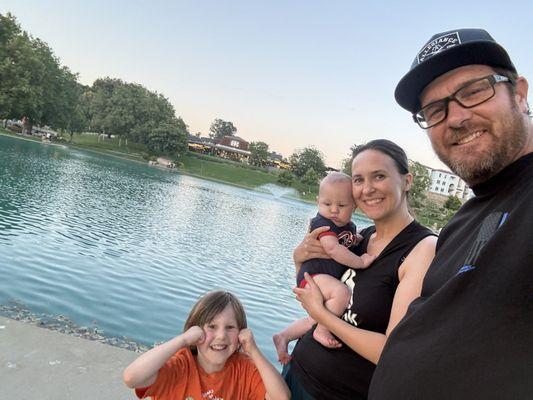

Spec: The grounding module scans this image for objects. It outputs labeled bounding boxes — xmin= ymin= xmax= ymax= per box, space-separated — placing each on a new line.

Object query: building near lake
xmin=425 ymin=166 xmax=474 ymax=202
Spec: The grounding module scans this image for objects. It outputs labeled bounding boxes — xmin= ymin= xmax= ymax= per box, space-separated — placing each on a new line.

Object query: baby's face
xmin=317 ymin=181 xmax=355 ymax=227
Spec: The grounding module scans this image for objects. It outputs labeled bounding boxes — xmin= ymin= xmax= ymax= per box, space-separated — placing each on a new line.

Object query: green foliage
xmin=289 ymin=147 xmax=326 ymax=178
xmin=301 ymin=168 xmax=320 ymax=186
xmin=341 ymin=144 xmax=358 ymax=176
xmin=277 ymin=170 xmax=294 ymax=186
xmin=0 ymin=12 xmax=85 ymax=133
xmin=409 ymin=161 xmax=432 ymax=208
xmin=209 ymin=118 xmax=237 ymax=140
xmin=83 ymin=77 xmax=188 ymax=155
xmin=444 ymin=195 xmax=462 ymax=211
xmin=249 ymin=141 xmax=269 ymax=167
xmin=146 ymin=119 xmax=188 ymax=154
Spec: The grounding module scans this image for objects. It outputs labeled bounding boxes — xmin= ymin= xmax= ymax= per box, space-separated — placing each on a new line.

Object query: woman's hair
xmin=352 ymin=139 xmax=409 ymax=176
xmin=184 ymin=290 xmax=247 ymax=334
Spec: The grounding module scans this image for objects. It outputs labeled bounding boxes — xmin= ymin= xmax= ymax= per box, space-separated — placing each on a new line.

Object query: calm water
xmin=0 ymin=134 xmax=371 ymax=364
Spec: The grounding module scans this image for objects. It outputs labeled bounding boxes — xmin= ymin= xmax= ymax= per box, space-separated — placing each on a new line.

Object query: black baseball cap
xmin=395 ymin=28 xmax=516 ymax=114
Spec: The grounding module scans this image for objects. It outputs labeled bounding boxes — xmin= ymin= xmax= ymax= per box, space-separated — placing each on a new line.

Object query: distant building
xmin=187 ymin=134 xmax=289 ymax=168
xmin=424 ymin=166 xmax=474 ymax=201
xmin=213 ymin=135 xmax=251 ymax=162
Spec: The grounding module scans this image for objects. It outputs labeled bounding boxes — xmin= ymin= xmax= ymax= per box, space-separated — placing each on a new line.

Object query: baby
xmin=274 ymin=172 xmax=375 ymax=363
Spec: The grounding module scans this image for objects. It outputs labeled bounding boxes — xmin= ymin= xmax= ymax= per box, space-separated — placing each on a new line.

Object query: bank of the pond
xmin=0 ymin=316 xmax=138 ymax=399
xmin=0 ymin=129 xmax=322 ymax=202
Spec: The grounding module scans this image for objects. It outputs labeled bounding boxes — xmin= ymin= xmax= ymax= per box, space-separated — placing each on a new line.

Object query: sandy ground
xmin=0 ymin=316 xmax=139 ymax=399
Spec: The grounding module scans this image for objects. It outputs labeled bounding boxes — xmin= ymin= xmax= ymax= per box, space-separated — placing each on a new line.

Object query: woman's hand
xmin=293 ymin=226 xmax=331 ymax=265
xmin=293 ymin=273 xmax=327 ymax=321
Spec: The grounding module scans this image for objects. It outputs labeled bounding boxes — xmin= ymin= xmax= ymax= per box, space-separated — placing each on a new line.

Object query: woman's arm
xmin=238 ymin=329 xmax=290 ymax=400
xmin=293 ymin=226 xmax=331 ymax=273
xmin=293 ymin=236 xmax=436 ymax=365
xmin=123 ymin=326 xmax=204 ymax=389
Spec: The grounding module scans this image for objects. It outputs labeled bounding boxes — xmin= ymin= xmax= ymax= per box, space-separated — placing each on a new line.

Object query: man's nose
xmin=446 ymin=99 xmax=473 ymax=127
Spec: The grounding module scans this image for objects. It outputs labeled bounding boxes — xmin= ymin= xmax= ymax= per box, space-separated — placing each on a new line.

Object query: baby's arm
xmin=319 ymin=235 xmax=375 ymax=269
xmin=123 ymin=326 xmax=204 ymax=389
xmin=239 ymin=329 xmax=290 ymax=400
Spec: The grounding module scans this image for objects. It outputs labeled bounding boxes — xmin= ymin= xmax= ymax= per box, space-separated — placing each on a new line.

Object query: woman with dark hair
xmin=283 ymin=139 xmax=437 ymax=399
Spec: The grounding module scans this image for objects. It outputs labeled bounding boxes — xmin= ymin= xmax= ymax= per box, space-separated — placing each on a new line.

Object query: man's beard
xmin=434 ymin=106 xmax=528 ymax=187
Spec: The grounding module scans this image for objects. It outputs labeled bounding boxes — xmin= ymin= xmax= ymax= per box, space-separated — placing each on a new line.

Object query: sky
xmin=2 ymin=0 xmax=532 ymax=169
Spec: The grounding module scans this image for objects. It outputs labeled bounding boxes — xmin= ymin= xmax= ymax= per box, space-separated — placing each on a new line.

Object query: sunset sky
xmin=3 ymin=0 xmax=532 ymax=169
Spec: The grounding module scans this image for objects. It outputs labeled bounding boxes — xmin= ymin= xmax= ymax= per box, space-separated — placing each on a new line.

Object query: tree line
xmin=0 ymin=13 xmax=188 ymax=155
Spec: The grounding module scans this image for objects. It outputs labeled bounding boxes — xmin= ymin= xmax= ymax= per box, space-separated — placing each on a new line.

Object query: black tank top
xmin=291 ymin=220 xmax=435 ymax=400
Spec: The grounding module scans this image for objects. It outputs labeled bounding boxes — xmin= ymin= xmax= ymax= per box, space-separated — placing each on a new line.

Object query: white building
xmin=426 ymin=167 xmax=474 ymax=201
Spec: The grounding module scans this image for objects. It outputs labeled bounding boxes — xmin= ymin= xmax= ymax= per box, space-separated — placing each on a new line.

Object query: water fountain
xmin=256 ymin=183 xmax=299 ymax=199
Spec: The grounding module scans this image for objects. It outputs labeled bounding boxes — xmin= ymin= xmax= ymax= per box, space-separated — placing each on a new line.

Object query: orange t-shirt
xmin=135 ymin=348 xmax=267 ymax=400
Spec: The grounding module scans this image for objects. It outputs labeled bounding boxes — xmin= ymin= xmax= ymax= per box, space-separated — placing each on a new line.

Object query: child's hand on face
xmin=184 ymin=326 xmax=205 ymax=346
xmin=238 ymin=328 xmax=258 ymax=356
xmin=361 ymin=253 xmax=377 ymax=268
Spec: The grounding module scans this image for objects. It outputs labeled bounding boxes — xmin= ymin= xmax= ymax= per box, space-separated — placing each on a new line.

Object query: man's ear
xmin=514 ymin=76 xmax=529 ymax=114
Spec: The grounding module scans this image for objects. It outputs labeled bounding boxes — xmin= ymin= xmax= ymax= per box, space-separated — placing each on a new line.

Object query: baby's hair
xmin=184 ymin=290 xmax=247 ymax=352
xmin=320 ymin=171 xmax=352 ymax=189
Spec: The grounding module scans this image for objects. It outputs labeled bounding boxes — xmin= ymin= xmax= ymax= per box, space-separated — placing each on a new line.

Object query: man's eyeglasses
xmin=413 ymin=74 xmax=514 ymax=129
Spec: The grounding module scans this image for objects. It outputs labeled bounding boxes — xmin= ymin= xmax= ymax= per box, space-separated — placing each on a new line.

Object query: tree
xmin=277 ymin=170 xmax=294 ymax=186
xmin=341 ymin=144 xmax=359 ymax=175
xmin=249 ymin=141 xmax=269 ymax=167
xmin=444 ymin=195 xmax=462 ymax=211
xmin=301 ymin=168 xmax=320 ymax=194
xmin=0 ymin=13 xmax=84 ymax=134
xmin=409 ymin=161 xmax=432 ymax=208
xmin=146 ymin=118 xmax=188 ymax=154
xmin=209 ymin=118 xmax=236 ymax=140
xmin=84 ymin=77 xmax=187 ymax=151
xmin=289 ymin=147 xmax=326 ymax=178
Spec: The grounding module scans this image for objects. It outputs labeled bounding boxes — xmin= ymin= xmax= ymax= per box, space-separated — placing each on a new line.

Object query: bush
xmin=277 ymin=170 xmax=294 ymax=186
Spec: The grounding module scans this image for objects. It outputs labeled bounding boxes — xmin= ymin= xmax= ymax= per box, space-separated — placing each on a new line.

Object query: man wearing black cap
xmin=368 ymin=29 xmax=532 ymax=399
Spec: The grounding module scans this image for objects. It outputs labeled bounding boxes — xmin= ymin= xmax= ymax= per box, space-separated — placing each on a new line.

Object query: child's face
xmin=196 ymin=304 xmax=240 ymax=373
xmin=317 ymin=181 xmax=355 ymax=227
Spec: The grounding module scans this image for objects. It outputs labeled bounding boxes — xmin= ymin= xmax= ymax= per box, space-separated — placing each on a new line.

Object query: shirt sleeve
xmin=310 ymin=214 xmax=339 ymax=239
xmin=135 ymin=349 xmax=190 ymax=399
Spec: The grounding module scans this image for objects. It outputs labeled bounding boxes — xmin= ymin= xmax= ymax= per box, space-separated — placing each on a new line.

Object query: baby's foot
xmin=273 ymin=333 xmax=292 ymax=365
xmin=313 ymin=325 xmax=342 ymax=349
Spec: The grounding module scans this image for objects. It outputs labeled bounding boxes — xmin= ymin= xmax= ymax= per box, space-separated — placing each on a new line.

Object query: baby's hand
xmin=184 ymin=326 xmax=205 ymax=346
xmin=361 ymin=253 xmax=376 ymax=268
xmin=238 ymin=328 xmax=258 ymax=356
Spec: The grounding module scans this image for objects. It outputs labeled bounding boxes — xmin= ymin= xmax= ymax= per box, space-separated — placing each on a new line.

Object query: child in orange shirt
xmin=123 ymin=290 xmax=290 ymax=400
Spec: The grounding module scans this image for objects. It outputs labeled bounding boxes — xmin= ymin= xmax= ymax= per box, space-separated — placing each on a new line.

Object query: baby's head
xmin=184 ymin=290 xmax=246 ymax=360
xmin=317 ymin=172 xmax=355 ymax=227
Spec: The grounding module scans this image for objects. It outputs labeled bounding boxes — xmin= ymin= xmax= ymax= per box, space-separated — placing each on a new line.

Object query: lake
xmin=0 ymin=134 xmax=371 ymax=364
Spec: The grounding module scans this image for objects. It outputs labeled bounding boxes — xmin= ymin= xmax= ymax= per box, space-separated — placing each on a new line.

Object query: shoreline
xmin=0 ymin=130 xmax=325 ymax=207
xmin=0 ymin=300 xmax=151 ymax=353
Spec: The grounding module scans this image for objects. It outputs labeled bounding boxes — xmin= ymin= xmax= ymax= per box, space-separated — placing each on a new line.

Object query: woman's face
xmin=351 ymin=149 xmax=411 ymax=222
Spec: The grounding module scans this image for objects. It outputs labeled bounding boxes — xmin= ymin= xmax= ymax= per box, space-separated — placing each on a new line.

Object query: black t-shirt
xmin=369 ymin=154 xmax=533 ymax=400
xmin=297 ymin=213 xmax=359 ymax=285
xmin=291 ymin=220 xmax=435 ymax=400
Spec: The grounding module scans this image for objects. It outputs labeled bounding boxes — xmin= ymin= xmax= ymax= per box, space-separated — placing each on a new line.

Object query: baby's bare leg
xmin=273 ymin=317 xmax=315 ymax=364
xmin=311 ymin=274 xmax=351 ymax=348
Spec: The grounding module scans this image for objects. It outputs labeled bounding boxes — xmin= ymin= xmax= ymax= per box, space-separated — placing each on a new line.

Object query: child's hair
xmin=184 ymin=290 xmax=247 ymax=352
xmin=320 ymin=171 xmax=352 ymax=188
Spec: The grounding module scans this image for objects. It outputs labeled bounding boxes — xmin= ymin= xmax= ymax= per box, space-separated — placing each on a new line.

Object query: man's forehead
xmin=420 ymin=64 xmax=495 ymax=104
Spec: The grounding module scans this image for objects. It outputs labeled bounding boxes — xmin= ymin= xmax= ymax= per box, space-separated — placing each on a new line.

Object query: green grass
xmin=178 ymin=153 xmax=280 ymax=188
